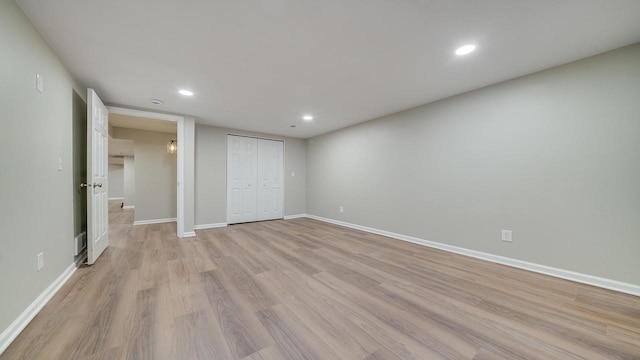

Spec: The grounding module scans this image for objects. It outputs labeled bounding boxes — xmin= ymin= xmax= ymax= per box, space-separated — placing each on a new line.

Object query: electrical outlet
xmin=339 ymin=206 xmax=344 ymax=213
xmin=501 ymin=230 xmax=512 ymax=242
xmin=37 ymin=252 xmax=44 ymax=271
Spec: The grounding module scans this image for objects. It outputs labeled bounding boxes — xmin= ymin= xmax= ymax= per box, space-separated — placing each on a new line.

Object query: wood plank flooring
xmin=2 ymin=202 xmax=639 ymax=359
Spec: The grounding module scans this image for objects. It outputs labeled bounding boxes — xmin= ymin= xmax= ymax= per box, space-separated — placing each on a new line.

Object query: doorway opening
xmin=72 ymin=90 xmax=88 ymax=260
xmin=107 ymin=107 xmax=190 ymax=238
xmin=108 ymin=113 xmax=178 ymax=229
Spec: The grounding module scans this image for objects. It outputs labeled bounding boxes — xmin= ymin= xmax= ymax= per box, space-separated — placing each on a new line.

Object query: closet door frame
xmin=226 ymin=134 xmax=285 ymax=225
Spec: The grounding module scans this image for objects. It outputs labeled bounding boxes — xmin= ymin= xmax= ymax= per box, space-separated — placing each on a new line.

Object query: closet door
xmin=227 ymin=135 xmax=258 ymax=224
xmin=257 ymin=139 xmax=284 ymax=221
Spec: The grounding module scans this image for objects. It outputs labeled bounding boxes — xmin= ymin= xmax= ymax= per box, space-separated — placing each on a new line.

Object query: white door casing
xmin=106 ymin=107 xmax=191 ymax=238
xmin=87 ymin=89 xmax=109 ymax=265
xmin=257 ymin=139 xmax=284 ymax=221
xmin=227 ymin=135 xmax=258 ymax=224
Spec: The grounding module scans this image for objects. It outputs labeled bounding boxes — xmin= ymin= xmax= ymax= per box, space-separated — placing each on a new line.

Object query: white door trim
xmin=107 ymin=106 xmax=188 ymax=238
xmin=226 ymin=134 xmax=287 ymax=223
xmin=107 ymin=106 xmax=184 ymax=122
xmin=226 ymin=133 xmax=285 ymax=142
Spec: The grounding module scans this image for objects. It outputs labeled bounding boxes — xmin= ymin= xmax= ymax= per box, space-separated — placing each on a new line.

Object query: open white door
xmin=86 ymin=89 xmax=109 ymax=265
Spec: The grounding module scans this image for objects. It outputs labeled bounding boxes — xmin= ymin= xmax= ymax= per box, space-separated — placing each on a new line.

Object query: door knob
xmin=80 ymin=183 xmax=90 ymax=188
xmin=93 ymin=183 xmax=103 ymax=188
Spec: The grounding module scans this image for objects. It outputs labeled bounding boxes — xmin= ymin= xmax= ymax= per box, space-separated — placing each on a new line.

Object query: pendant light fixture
xmin=167 ymin=140 xmax=177 ymax=154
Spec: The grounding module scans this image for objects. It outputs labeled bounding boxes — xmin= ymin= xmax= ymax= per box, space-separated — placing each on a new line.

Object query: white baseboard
xmin=284 ymin=214 xmax=307 ymax=220
xmin=182 ymin=231 xmax=196 ymax=238
xmin=133 ymin=218 xmax=176 ymax=226
xmin=108 ymin=197 xmax=124 ymax=201
xmin=0 ymin=262 xmax=78 ymax=355
xmin=305 ymin=214 xmax=640 ymax=297
xmin=123 ymin=205 xmax=135 ymax=209
xmin=194 ymin=222 xmax=228 ymax=230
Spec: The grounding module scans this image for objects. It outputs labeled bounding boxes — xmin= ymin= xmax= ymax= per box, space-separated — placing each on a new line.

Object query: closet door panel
xmin=227 ymin=135 xmax=258 ymax=224
xmin=242 ymin=138 xmax=258 ymax=222
xmin=257 ymin=139 xmax=284 ymax=221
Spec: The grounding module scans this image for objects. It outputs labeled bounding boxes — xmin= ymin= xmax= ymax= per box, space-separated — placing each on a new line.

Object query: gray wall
xmin=307 ymin=43 xmax=640 ymax=285
xmin=195 ymin=124 xmax=306 ymax=226
xmin=0 ymin=0 xmax=85 ymax=334
xmin=108 ymin=164 xmax=124 ymax=199
xmin=113 ymin=128 xmax=177 ymax=222
xmin=123 ymin=156 xmax=135 ymax=207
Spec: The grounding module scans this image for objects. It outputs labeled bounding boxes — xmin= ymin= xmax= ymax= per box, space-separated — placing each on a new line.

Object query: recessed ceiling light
xmin=455 ymin=44 xmax=476 ymax=56
xmin=179 ymin=89 xmax=194 ymax=96
xmin=302 ymin=115 xmax=314 ymax=121
xmin=149 ymin=99 xmax=164 ymax=105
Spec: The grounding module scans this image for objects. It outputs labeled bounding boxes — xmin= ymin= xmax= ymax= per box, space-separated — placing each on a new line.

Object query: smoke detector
xmin=149 ymin=99 xmax=164 ymax=105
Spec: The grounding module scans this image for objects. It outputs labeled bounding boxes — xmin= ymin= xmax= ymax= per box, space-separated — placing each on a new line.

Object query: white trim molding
xmin=284 ymin=214 xmax=307 ymax=220
xmin=123 ymin=205 xmax=135 ymax=209
xmin=182 ymin=231 xmax=196 ymax=238
xmin=305 ymin=214 xmax=640 ymax=297
xmin=107 ymin=106 xmax=184 ymax=122
xmin=107 ymin=197 xmax=124 ymax=201
xmin=177 ymin=118 xmax=185 ymax=237
xmin=194 ymin=223 xmax=228 ymax=230
xmin=133 ymin=218 xmax=177 ymax=226
xmin=0 ymin=262 xmax=78 ymax=354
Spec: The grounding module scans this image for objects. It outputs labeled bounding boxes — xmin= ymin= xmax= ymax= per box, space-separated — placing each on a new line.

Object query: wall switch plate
xmin=58 ymin=157 xmax=63 ymax=171
xmin=502 ymin=230 xmax=513 ymax=242
xmin=291 ymin=172 xmax=295 ymax=177
xmin=37 ymin=252 xmax=44 ymax=271
xmin=36 ymin=73 xmax=43 ymax=93
xmin=339 ymin=206 xmax=344 ymax=213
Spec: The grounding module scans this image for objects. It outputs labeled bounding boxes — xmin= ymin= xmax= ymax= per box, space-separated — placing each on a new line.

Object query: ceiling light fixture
xmin=302 ymin=115 xmax=314 ymax=121
xmin=179 ymin=89 xmax=194 ymax=96
xmin=455 ymin=44 xmax=476 ymax=56
xmin=149 ymin=99 xmax=164 ymax=105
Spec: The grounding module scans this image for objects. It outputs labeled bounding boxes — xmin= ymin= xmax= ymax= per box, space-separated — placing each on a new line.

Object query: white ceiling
xmin=17 ymin=0 xmax=640 ymax=138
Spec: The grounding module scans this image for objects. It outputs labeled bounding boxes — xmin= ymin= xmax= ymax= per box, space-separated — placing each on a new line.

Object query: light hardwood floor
xmin=2 ymin=202 xmax=639 ymax=359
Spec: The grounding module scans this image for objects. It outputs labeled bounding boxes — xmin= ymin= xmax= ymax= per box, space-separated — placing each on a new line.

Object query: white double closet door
xmin=227 ymin=135 xmax=284 ymax=224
